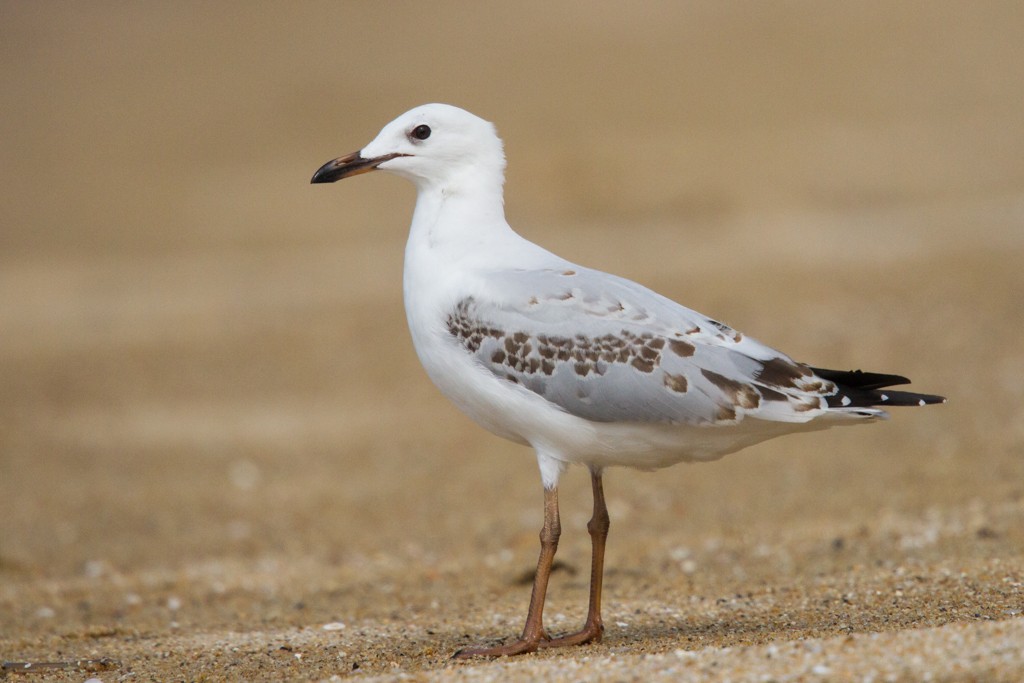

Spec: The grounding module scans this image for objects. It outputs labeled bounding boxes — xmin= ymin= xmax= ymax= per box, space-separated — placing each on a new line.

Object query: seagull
xmin=311 ymin=103 xmax=945 ymax=658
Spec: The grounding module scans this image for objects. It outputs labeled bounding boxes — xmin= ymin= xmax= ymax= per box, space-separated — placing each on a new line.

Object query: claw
xmin=453 ymin=638 xmax=541 ymax=659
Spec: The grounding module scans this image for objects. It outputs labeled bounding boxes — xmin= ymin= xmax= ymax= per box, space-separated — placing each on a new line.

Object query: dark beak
xmin=310 ymin=151 xmax=408 ymax=184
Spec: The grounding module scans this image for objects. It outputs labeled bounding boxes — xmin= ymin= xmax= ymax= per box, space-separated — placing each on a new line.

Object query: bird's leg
xmin=453 ymin=486 xmax=561 ymax=658
xmin=540 ymin=467 xmax=608 ymax=648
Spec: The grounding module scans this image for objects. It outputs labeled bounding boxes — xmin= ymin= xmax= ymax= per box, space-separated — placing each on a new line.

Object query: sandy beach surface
xmin=2 ymin=4 xmax=1023 ymax=680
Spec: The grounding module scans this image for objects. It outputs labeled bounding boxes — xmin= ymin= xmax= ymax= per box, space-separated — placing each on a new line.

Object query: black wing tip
xmin=812 ymin=366 xmax=946 ymax=409
xmin=876 ymin=390 xmax=947 ymax=406
xmin=809 ymin=367 xmax=912 ymax=390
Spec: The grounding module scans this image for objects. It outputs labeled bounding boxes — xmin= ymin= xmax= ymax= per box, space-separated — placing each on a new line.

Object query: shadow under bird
xmin=311 ymin=103 xmax=945 ymax=658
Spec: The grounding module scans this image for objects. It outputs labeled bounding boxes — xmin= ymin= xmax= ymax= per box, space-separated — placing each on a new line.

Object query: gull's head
xmin=311 ymin=104 xmax=505 ymax=192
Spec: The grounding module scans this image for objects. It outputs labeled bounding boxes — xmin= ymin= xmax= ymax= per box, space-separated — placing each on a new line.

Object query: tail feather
xmin=810 ymin=366 xmax=946 ymax=409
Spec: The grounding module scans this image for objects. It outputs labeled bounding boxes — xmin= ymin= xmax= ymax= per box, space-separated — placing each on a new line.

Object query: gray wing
xmin=446 ymin=266 xmax=850 ymax=426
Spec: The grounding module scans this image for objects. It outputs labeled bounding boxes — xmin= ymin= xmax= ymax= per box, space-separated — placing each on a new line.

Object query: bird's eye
xmin=410 ymin=124 xmax=432 ymax=141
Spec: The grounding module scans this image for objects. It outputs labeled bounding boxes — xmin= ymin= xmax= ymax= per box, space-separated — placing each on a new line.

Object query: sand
xmin=2 ymin=3 xmax=1023 ymax=681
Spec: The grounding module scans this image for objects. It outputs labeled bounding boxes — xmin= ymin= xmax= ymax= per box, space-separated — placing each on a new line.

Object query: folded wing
xmin=445 ymin=267 xmax=944 ymax=427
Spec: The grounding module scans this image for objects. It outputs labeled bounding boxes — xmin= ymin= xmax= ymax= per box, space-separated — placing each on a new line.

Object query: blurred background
xmin=1 ymin=1 xmax=1022 ymax=591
